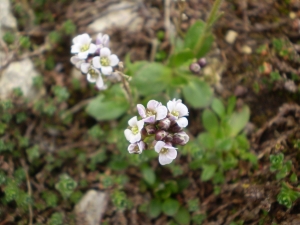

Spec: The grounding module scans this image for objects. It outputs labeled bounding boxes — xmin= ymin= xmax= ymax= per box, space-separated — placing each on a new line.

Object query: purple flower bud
xmin=169 ymin=123 xmax=183 ymax=133
xmin=198 ymin=58 xmax=207 ymax=67
xmin=189 ymin=62 xmax=201 ymax=74
xmin=163 ymin=133 xmax=173 ymax=143
xmin=155 ymin=130 xmax=168 ymax=141
xmin=145 ymin=124 xmax=156 ymax=135
xmin=173 ymin=131 xmax=189 ymax=145
xmin=157 ymin=118 xmax=171 ymax=130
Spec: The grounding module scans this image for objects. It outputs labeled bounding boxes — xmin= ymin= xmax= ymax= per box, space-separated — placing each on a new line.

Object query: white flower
xmin=92 ymin=47 xmax=119 ymax=75
xmin=128 ymin=141 xmax=145 ymax=154
xmin=80 ymin=63 xmax=104 ymax=89
xmin=71 ymin=33 xmax=97 ymax=59
xmin=155 ymin=141 xmax=177 ymax=165
xmin=70 ymin=55 xmax=85 ymax=69
xmin=137 ymin=100 xmax=167 ymax=123
xmin=95 ymin=33 xmax=110 ymax=53
xmin=124 ymin=116 xmax=144 ymax=144
xmin=167 ymin=99 xmax=189 ymax=128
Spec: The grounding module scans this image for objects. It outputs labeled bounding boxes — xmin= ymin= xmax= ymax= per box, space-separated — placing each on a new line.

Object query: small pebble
xmin=225 ymin=30 xmax=238 ymax=44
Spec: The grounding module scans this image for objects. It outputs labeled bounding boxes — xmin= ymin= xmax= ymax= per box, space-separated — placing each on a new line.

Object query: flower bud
xmin=189 ymin=62 xmax=201 ymax=74
xmin=157 ymin=118 xmax=171 ymax=130
xmin=173 ymin=131 xmax=189 ymax=145
xmin=155 ymin=130 xmax=168 ymax=141
xmin=163 ymin=133 xmax=173 ymax=143
xmin=145 ymin=124 xmax=156 ymax=135
xmin=198 ymin=58 xmax=207 ymax=67
xmin=169 ymin=123 xmax=183 ymax=133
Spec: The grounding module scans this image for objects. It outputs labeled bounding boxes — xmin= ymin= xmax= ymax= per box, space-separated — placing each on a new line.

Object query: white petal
xmin=159 ymin=154 xmax=173 ymax=165
xmin=96 ymin=75 xmax=104 ymax=89
xmin=155 ymin=141 xmax=165 ymax=153
xmin=72 ymin=35 xmax=81 ymax=44
xmin=176 ymin=117 xmax=188 ymax=128
xmin=88 ymin=43 xmax=97 ymax=54
xmin=128 ymin=143 xmax=137 ymax=154
xmin=137 ymin=141 xmax=145 ymax=152
xmin=78 ymin=51 xmax=89 ymax=59
xmin=167 ymin=100 xmax=175 ymax=113
xmin=80 ymin=33 xmax=91 ymax=44
xmin=137 ymin=104 xmax=146 ymax=118
xmin=143 ymin=116 xmax=155 ymax=123
xmin=100 ymin=47 xmax=111 ymax=57
xmin=130 ymin=133 xmax=141 ymax=143
xmin=166 ymin=148 xmax=177 ymax=159
xmin=108 ymin=54 xmax=119 ymax=66
xmin=71 ymin=44 xmax=80 ymax=53
xmin=92 ymin=57 xmax=101 ymax=68
xmin=176 ymin=103 xmax=189 ymax=117
xmin=124 ymin=129 xmax=133 ymax=142
xmin=87 ymin=74 xmax=97 ymax=83
xmin=156 ymin=106 xmax=167 ymax=120
xmin=128 ymin=116 xmax=138 ymax=127
xmin=80 ymin=63 xmax=90 ymax=74
xmin=137 ymin=120 xmax=144 ymax=131
xmin=147 ymin=100 xmax=159 ymax=111
xmin=101 ymin=66 xmax=113 ymax=75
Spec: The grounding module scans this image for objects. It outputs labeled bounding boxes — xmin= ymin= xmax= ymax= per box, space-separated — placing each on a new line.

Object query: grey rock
xmin=0 ymin=58 xmax=40 ymax=100
xmin=0 ymin=0 xmax=17 ymax=31
xmin=75 ymin=190 xmax=108 ymax=225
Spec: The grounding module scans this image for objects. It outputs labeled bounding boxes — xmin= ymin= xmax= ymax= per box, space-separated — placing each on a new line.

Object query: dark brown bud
xmin=145 ymin=124 xmax=156 ymax=135
xmin=157 ymin=118 xmax=171 ymax=130
xmin=189 ymin=62 xmax=201 ymax=74
xmin=198 ymin=58 xmax=207 ymax=67
xmin=169 ymin=123 xmax=183 ymax=133
xmin=155 ymin=130 xmax=168 ymax=141
xmin=173 ymin=131 xmax=189 ymax=145
xmin=163 ymin=133 xmax=173 ymax=143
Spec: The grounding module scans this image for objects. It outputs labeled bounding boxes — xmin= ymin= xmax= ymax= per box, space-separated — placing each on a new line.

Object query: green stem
xmin=194 ymin=0 xmax=224 ymax=55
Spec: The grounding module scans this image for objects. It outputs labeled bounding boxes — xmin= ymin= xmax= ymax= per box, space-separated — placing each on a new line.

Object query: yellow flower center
xmin=160 ymin=148 xmax=168 ymax=155
xmin=80 ymin=44 xmax=90 ymax=52
xmin=146 ymin=109 xmax=155 ymax=117
xmin=131 ymin=126 xmax=139 ymax=135
xmin=171 ymin=110 xmax=179 ymax=117
xmin=100 ymin=57 xmax=110 ymax=66
xmin=88 ymin=68 xmax=99 ymax=79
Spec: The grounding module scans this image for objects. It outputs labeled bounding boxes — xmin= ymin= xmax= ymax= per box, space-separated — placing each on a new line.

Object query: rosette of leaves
xmin=55 ymin=174 xmax=77 ymax=199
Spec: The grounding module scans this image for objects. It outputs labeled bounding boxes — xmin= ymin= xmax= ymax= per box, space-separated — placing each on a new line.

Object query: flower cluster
xmin=124 ymin=99 xmax=189 ymax=165
xmin=70 ymin=33 xmax=119 ymax=90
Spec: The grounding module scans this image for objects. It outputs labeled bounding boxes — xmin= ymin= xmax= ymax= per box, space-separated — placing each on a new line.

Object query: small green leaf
xmin=86 ymin=85 xmax=129 ymax=121
xmin=183 ymin=78 xmax=213 ymax=108
xmin=211 ymin=98 xmax=225 ymax=119
xmin=148 ymin=199 xmax=162 ymax=218
xmin=201 ymin=164 xmax=217 ymax=181
xmin=202 ymin=109 xmax=219 ymax=135
xmin=174 ymin=207 xmax=190 ymax=225
xmin=228 ymin=105 xmax=250 ymax=137
xmin=184 ymin=20 xmax=214 ymax=57
xmin=162 ymin=199 xmax=180 ymax=216
xmin=198 ymin=132 xmax=215 ymax=149
xmin=168 ymin=50 xmax=194 ymax=67
xmin=132 ymin=63 xmax=172 ymax=96
xmin=141 ymin=166 xmax=156 ymax=186
xmin=227 ymin=96 xmax=236 ymax=115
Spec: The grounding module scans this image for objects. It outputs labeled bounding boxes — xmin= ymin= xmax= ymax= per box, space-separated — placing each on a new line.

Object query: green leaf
xmin=132 ymin=63 xmax=172 ymax=96
xmin=184 ymin=20 xmax=214 ymax=57
xmin=162 ymin=199 xmax=180 ymax=216
xmin=211 ymin=98 xmax=225 ymax=119
xmin=227 ymin=96 xmax=236 ymax=115
xmin=228 ymin=105 xmax=250 ymax=137
xmin=174 ymin=207 xmax=190 ymax=225
xmin=215 ymin=138 xmax=233 ymax=151
xmin=86 ymin=85 xmax=129 ymax=121
xmin=201 ymin=164 xmax=217 ymax=181
xmin=182 ymin=78 xmax=213 ymax=108
xmin=141 ymin=166 xmax=156 ymax=186
xmin=168 ymin=50 xmax=194 ymax=67
xmin=148 ymin=199 xmax=162 ymax=218
xmin=202 ymin=109 xmax=219 ymax=135
xmin=198 ymin=132 xmax=215 ymax=149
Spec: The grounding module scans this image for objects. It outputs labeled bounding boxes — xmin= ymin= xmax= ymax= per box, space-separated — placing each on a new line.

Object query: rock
xmin=241 ymin=45 xmax=252 ymax=54
xmin=225 ymin=30 xmax=238 ymax=44
xmin=0 ymin=0 xmax=17 ymax=32
xmin=88 ymin=2 xmax=143 ymax=33
xmin=75 ymin=190 xmax=108 ymax=225
xmin=0 ymin=58 xmax=40 ymax=100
